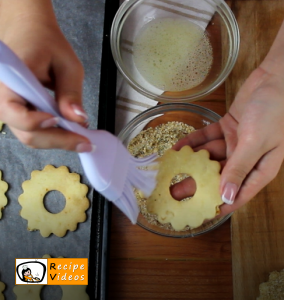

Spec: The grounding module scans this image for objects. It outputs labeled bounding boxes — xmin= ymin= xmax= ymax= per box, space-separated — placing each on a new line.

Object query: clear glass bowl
xmin=118 ymin=103 xmax=232 ymax=237
xmin=111 ymin=0 xmax=240 ymax=103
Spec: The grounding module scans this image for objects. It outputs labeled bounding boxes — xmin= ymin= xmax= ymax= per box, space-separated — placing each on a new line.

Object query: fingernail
xmin=71 ymin=104 xmax=88 ymax=121
xmin=222 ymin=183 xmax=238 ymax=205
xmin=79 ymin=121 xmax=89 ymax=128
xmin=76 ymin=143 xmax=96 ymax=153
xmin=40 ymin=117 xmax=59 ymax=128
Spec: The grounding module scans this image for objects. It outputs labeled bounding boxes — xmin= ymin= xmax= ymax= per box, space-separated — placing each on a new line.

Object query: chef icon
xmin=16 ymin=259 xmax=47 ymax=284
xmin=21 ymin=265 xmax=40 ymax=282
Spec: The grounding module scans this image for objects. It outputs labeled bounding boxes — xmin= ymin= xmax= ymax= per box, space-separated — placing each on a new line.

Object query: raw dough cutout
xmin=147 ymin=146 xmax=223 ymax=230
xmin=18 ymin=165 xmax=89 ymax=237
xmin=0 ymin=171 xmax=8 ymax=219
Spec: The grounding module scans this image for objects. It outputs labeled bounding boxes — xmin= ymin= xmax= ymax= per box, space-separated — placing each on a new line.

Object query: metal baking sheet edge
xmin=87 ymin=0 xmax=118 ymax=297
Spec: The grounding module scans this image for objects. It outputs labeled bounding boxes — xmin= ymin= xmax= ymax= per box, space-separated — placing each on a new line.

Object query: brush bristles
xmin=115 ymin=154 xmax=159 ymax=224
xmin=129 ymin=167 xmax=158 ymax=197
xmin=131 ymin=153 xmax=158 ymax=167
xmin=115 ymin=182 xmax=140 ymax=224
xmin=129 ymin=154 xmax=159 ymax=197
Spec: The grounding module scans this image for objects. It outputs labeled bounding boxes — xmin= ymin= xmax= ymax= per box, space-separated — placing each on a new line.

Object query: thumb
xmin=220 ymin=141 xmax=263 ymax=205
xmin=53 ymin=53 xmax=88 ymax=124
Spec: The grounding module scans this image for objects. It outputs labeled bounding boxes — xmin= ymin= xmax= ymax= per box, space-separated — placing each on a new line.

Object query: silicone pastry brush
xmin=0 ymin=41 xmax=158 ymax=224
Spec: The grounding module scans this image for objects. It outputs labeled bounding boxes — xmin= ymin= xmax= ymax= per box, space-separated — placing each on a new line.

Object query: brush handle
xmin=0 ymin=41 xmax=126 ymax=199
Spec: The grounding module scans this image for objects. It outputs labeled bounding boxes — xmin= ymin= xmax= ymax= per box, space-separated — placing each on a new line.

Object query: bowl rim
xmin=118 ymin=102 xmax=222 ymax=140
xmin=118 ymin=102 xmax=232 ymax=238
xmin=137 ymin=213 xmax=233 ymax=238
xmin=111 ymin=0 xmax=240 ymax=103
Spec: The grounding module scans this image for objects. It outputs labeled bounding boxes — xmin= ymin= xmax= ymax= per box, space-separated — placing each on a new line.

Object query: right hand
xmin=171 ymin=20 xmax=284 ymax=216
xmin=0 ymin=0 xmax=94 ymax=153
xmin=171 ymin=65 xmax=284 ymax=216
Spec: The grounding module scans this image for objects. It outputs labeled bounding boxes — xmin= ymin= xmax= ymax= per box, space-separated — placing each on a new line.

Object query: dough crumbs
xmin=258 ymin=269 xmax=284 ymax=300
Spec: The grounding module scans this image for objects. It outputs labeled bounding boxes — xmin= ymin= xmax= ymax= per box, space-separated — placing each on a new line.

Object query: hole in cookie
xmin=41 ymin=285 xmax=62 ymax=300
xmin=170 ymin=173 xmax=197 ymax=201
xmin=44 ymin=190 xmax=66 ymax=214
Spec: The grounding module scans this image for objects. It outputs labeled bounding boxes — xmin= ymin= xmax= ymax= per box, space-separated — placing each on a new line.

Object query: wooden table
xmin=226 ymin=1 xmax=284 ymax=300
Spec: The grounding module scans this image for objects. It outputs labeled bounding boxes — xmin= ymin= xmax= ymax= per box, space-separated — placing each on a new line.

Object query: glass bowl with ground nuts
xmin=118 ymin=103 xmax=232 ymax=238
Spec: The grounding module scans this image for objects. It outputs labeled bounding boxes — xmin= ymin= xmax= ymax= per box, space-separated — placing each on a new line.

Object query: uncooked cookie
xmin=0 ymin=281 xmax=5 ymax=300
xmin=147 ymin=146 xmax=223 ymax=230
xmin=0 ymin=171 xmax=8 ymax=219
xmin=18 ymin=165 xmax=89 ymax=237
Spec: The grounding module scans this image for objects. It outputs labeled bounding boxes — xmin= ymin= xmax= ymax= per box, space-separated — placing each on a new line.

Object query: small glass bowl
xmin=118 ymin=103 xmax=232 ymax=237
xmin=111 ymin=0 xmax=240 ymax=103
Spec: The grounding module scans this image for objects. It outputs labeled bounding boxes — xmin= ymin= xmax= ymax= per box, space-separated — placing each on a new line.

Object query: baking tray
xmin=87 ymin=0 xmax=119 ymax=298
xmin=0 ymin=0 xmax=118 ymax=299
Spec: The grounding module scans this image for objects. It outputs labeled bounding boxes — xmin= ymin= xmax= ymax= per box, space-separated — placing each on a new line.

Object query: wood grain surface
xmin=226 ymin=1 xmax=284 ymax=299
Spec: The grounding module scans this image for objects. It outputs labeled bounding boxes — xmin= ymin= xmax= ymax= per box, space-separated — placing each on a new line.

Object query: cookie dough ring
xmin=0 ymin=281 xmax=5 ymax=300
xmin=18 ymin=165 xmax=89 ymax=237
xmin=0 ymin=170 xmax=8 ymax=219
xmin=147 ymin=146 xmax=223 ymax=231
xmin=13 ymin=284 xmax=42 ymax=300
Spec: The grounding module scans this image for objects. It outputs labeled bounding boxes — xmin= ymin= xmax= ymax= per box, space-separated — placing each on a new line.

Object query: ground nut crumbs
xmin=128 ymin=121 xmax=195 ymax=231
xmin=128 ymin=121 xmax=195 ymax=158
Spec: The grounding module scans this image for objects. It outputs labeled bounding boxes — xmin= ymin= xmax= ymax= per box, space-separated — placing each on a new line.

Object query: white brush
xmin=0 ymin=41 xmax=158 ymax=224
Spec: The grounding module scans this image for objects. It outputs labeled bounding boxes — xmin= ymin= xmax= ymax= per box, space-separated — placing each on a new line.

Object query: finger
xmin=219 ymin=145 xmax=284 ymax=216
xmin=171 ymin=160 xmax=226 ymax=200
xmin=52 ymin=49 xmax=88 ymax=124
xmin=193 ymin=139 xmax=227 ymax=161
xmin=0 ymin=85 xmax=56 ymax=131
xmin=10 ymin=126 xmax=93 ymax=152
xmin=170 ymin=177 xmax=196 ymax=200
xmin=220 ymin=123 xmax=278 ymax=205
xmin=172 ymin=122 xmax=224 ymax=151
xmin=0 ymin=84 xmax=93 ymax=152
xmin=220 ymin=139 xmax=263 ymax=205
xmin=219 ymin=113 xmax=239 ymax=158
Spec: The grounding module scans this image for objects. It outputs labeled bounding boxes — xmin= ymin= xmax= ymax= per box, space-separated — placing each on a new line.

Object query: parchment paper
xmin=0 ymin=0 xmax=105 ymax=298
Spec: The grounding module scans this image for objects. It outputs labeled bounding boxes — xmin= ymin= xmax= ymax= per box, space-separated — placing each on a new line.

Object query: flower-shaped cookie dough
xmin=147 ymin=146 xmax=223 ymax=230
xmin=0 ymin=171 xmax=8 ymax=219
xmin=0 ymin=281 xmax=5 ymax=300
xmin=13 ymin=284 xmax=42 ymax=300
xmin=18 ymin=165 xmax=89 ymax=237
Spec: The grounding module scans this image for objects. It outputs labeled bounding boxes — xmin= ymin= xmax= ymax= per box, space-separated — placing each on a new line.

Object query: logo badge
xmin=15 ymin=259 xmax=47 ymax=285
